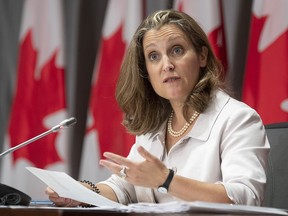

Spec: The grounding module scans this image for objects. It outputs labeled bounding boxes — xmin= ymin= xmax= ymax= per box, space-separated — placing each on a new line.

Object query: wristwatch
xmin=157 ymin=168 xmax=174 ymax=193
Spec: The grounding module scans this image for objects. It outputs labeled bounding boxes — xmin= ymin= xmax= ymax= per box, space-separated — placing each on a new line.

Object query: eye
xmin=148 ymin=52 xmax=159 ymax=61
xmin=172 ymin=46 xmax=184 ymax=56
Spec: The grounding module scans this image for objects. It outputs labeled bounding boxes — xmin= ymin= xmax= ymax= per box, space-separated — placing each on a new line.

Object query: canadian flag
xmin=79 ymin=0 xmax=143 ymax=181
xmin=242 ymin=0 xmax=288 ymax=124
xmin=0 ymin=0 xmax=68 ymax=200
xmin=173 ymin=0 xmax=227 ymax=72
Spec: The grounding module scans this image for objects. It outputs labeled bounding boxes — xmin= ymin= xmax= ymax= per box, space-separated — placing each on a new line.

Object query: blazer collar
xmin=189 ymin=90 xmax=230 ymax=141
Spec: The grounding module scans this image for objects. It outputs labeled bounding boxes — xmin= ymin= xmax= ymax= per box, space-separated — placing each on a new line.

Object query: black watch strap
xmin=157 ymin=169 xmax=174 ymax=193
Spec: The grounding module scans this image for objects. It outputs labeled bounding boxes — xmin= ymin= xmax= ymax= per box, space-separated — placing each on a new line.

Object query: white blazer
xmin=102 ymin=90 xmax=270 ymax=206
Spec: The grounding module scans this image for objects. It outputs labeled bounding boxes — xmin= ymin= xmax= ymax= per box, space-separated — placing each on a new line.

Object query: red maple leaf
xmin=8 ymin=29 xmax=66 ymax=168
xmin=87 ymin=25 xmax=134 ymax=158
xmin=243 ymin=15 xmax=288 ymax=124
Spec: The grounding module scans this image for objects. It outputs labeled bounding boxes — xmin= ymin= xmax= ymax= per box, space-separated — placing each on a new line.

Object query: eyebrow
xmin=144 ymin=35 xmax=186 ymax=51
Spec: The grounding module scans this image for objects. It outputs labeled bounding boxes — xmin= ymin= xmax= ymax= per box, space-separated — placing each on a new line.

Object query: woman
xmin=46 ymin=9 xmax=269 ymax=206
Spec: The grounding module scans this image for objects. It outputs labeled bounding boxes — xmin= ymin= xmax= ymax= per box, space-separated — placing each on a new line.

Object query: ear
xmin=199 ymin=46 xmax=208 ymax=68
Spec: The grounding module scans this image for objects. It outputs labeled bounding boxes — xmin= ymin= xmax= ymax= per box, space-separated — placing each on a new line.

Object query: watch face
xmin=157 ymin=186 xmax=168 ymax=194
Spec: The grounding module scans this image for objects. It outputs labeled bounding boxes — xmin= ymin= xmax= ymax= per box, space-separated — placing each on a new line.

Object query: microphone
xmin=0 ymin=117 xmax=77 ymax=158
xmin=51 ymin=117 xmax=77 ymax=132
xmin=0 ymin=117 xmax=77 ymax=206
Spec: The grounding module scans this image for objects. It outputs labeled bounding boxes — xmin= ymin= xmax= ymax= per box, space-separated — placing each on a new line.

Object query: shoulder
xmin=193 ymin=90 xmax=264 ymax=141
xmin=214 ymin=90 xmax=261 ymax=119
xmin=212 ymin=90 xmax=266 ymax=137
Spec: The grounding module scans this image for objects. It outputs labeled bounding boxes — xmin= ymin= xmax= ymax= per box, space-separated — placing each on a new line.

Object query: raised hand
xmin=99 ymin=145 xmax=169 ymax=189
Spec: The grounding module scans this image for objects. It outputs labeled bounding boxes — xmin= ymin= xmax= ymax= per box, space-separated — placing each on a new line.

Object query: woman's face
xmin=143 ymin=24 xmax=207 ymax=104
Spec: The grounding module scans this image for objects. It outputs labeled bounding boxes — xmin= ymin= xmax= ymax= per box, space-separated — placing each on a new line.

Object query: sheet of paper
xmin=188 ymin=201 xmax=288 ymax=215
xmin=26 ymin=167 xmax=123 ymax=208
xmin=124 ymin=201 xmax=288 ymax=215
xmin=26 ymin=167 xmax=288 ymax=215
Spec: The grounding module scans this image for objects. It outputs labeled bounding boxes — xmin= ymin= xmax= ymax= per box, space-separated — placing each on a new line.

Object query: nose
xmin=163 ymin=56 xmax=174 ymax=72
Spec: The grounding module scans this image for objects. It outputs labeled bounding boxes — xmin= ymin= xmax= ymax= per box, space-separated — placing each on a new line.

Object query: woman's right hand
xmin=45 ymin=187 xmax=81 ymax=207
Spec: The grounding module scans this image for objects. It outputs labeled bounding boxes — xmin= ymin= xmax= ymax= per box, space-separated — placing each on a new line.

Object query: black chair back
xmin=263 ymin=122 xmax=288 ymax=209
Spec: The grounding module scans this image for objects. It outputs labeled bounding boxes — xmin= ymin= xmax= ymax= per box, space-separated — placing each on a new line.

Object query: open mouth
xmin=163 ymin=77 xmax=180 ymax=83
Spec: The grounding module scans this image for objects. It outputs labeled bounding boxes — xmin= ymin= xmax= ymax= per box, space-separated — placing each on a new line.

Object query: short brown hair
xmin=116 ymin=9 xmax=225 ymax=135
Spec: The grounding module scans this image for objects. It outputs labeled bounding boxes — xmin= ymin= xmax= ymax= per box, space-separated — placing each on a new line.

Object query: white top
xmin=101 ymin=90 xmax=270 ymax=206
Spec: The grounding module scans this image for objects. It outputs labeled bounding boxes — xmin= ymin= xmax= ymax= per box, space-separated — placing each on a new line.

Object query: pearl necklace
xmin=167 ymin=110 xmax=199 ymax=137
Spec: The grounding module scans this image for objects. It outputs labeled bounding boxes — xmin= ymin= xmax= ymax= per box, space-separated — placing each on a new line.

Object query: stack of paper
xmin=27 ymin=167 xmax=288 ymax=215
xmin=123 ymin=201 xmax=288 ymax=215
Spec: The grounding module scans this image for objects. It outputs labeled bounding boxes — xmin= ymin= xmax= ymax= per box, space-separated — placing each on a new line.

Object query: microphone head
xmin=60 ymin=117 xmax=77 ymax=128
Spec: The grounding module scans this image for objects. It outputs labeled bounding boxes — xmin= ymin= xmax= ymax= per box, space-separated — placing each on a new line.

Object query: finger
xmin=49 ymin=196 xmax=66 ymax=206
xmin=99 ymin=158 xmax=122 ymax=173
xmin=100 ymin=159 xmax=129 ymax=179
xmin=65 ymin=198 xmax=73 ymax=207
xmin=49 ymin=197 xmax=79 ymax=207
xmin=103 ymin=152 xmax=132 ymax=167
xmin=68 ymin=199 xmax=81 ymax=207
xmin=49 ymin=196 xmax=63 ymax=203
xmin=137 ymin=145 xmax=158 ymax=162
xmin=45 ymin=187 xmax=59 ymax=198
xmin=65 ymin=198 xmax=79 ymax=207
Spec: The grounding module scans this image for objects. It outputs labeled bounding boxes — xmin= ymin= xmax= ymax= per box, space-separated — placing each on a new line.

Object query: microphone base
xmin=0 ymin=183 xmax=31 ymax=206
